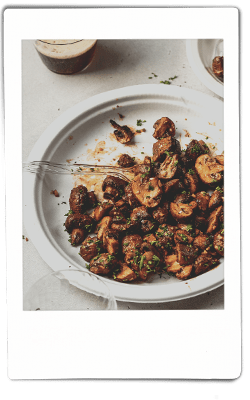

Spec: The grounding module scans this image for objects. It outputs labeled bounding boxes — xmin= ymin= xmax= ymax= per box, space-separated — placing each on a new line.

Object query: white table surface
xmin=22 ymin=39 xmax=224 ymax=310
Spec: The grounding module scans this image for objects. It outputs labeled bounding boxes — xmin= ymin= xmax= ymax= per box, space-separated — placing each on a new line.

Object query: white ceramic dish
xmin=186 ymin=39 xmax=224 ymax=98
xmin=23 ymin=84 xmax=224 ymax=303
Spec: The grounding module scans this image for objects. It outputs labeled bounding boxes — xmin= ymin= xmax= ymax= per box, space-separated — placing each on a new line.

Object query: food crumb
xmin=25 ymin=238 xmax=29 ymax=242
xmin=183 ymin=129 xmax=191 ymax=138
xmin=50 ymin=189 xmax=59 ymax=197
xmin=68 ymin=135 xmax=73 ymax=140
xmin=118 ymin=113 xmax=125 ymax=120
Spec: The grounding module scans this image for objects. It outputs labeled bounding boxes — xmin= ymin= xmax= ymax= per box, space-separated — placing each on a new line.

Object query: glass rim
xmin=38 ymin=40 xmax=84 ymax=46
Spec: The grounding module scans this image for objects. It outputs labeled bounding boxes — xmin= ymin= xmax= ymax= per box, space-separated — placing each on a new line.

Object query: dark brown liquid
xmin=35 ymin=41 xmax=97 ymax=75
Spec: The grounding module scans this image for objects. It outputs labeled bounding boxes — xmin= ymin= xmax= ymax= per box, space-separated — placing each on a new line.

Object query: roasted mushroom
xmin=212 ymin=56 xmax=223 ymax=80
xmin=157 ymin=154 xmax=179 ymax=180
xmin=92 ymin=202 xmax=113 ymax=222
xmin=96 ymin=216 xmax=112 ymax=240
xmin=71 ymin=228 xmax=85 ymax=246
xmin=114 ymin=263 xmax=137 ymax=282
xmin=153 ymin=117 xmax=175 ymax=139
xmin=208 ymin=187 xmax=223 ymax=210
xmin=170 ymin=200 xmax=197 ymax=222
xmin=213 ymin=229 xmax=224 ymax=256
xmin=89 ymin=253 xmax=118 ymax=275
xmin=69 ymin=185 xmax=88 ymax=214
xmin=80 ymin=236 xmax=103 ymax=262
xmin=193 ymin=252 xmax=219 ymax=277
xmin=152 ymin=136 xmax=173 ymax=162
xmin=65 ymin=213 xmax=95 ymax=234
xmin=195 ymin=154 xmax=224 ymax=185
xmin=131 ymin=175 xmax=162 ymax=208
xmin=102 ymin=175 xmax=128 ymax=201
xmin=118 ymin=154 xmax=135 ymax=168
xmin=207 ymin=205 xmax=223 ymax=234
xmin=110 ymin=119 xmax=134 ymax=144
xmin=103 ymin=228 xmax=120 ymax=255
xmin=184 ymin=169 xmax=199 ymax=194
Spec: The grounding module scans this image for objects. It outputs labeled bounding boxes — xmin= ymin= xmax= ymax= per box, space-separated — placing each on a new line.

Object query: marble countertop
xmin=22 ymin=39 xmax=224 ymax=310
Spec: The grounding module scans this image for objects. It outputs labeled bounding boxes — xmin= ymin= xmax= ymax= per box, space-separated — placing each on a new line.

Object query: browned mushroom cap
xmin=114 ymin=263 xmax=137 ymax=282
xmin=185 ymin=139 xmax=209 ymax=163
xmin=157 ymin=154 xmax=179 ymax=180
xmin=184 ymin=169 xmax=199 ymax=194
xmin=124 ymin=249 xmax=141 ymax=271
xmin=193 ymin=234 xmax=210 ymax=251
xmin=174 ymin=230 xmax=194 ymax=245
xmin=117 ymin=154 xmax=135 ymax=168
xmin=152 ymin=136 xmax=173 ymax=162
xmin=170 ymin=201 xmax=197 ymax=222
xmin=176 ymin=243 xmax=198 ymax=266
xmin=206 ymin=205 xmax=223 ymax=234
xmin=155 ymin=224 xmax=175 ymax=250
xmin=131 ymin=175 xmax=162 ymax=208
xmin=102 ymin=175 xmax=128 ymax=201
xmin=193 ymin=252 xmax=219 ymax=276
xmin=87 ymin=191 xmax=98 ymax=208
xmin=133 ymin=163 xmax=151 ymax=177
xmin=153 ymin=117 xmax=175 ymax=139
xmin=196 ymin=191 xmax=210 ymax=212
xmin=96 ymin=216 xmax=112 ymax=240
xmin=89 ymin=253 xmax=118 ymax=275
xmin=208 ymin=187 xmax=223 ymax=210
xmin=124 ymin=183 xmax=141 ymax=209
xmin=110 ymin=120 xmax=134 ymax=144
xmin=122 ymin=234 xmax=143 ymax=254
xmin=213 ymin=229 xmax=224 ymax=256
xmin=195 ymin=154 xmax=224 ymax=185
xmin=65 ymin=213 xmax=95 ymax=234
xmin=138 ymin=251 xmax=161 ymax=280
xmin=163 ymin=179 xmax=180 ymax=195
xmin=176 ymin=265 xmax=193 ymax=280
xmin=215 ymin=155 xmax=224 ymax=165
xmin=103 ymin=228 xmax=120 ymax=255
xmin=80 ymin=236 xmax=103 ymax=262
xmin=71 ymin=228 xmax=85 ymax=246
xmin=92 ymin=202 xmax=113 ymax=222
xmin=111 ymin=199 xmax=131 ymax=217
xmin=152 ymin=203 xmax=169 ymax=225
xmin=69 ymin=185 xmax=88 ymax=214
xmin=212 ymin=56 xmax=223 ymax=79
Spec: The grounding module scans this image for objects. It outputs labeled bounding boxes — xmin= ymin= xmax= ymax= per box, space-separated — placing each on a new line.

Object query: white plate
xmin=186 ymin=39 xmax=224 ymax=98
xmin=23 ymin=84 xmax=224 ymax=303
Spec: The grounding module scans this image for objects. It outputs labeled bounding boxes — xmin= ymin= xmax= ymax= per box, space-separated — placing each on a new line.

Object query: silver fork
xmin=22 ymin=161 xmax=134 ymax=182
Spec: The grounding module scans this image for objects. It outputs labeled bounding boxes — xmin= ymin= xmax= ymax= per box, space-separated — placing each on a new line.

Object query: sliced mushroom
xmin=152 ymin=203 xmax=169 ymax=225
xmin=195 ymin=154 xmax=224 ymax=185
xmin=124 ymin=183 xmax=141 ymax=209
xmin=69 ymin=185 xmax=88 ymax=214
xmin=174 ymin=230 xmax=194 ymax=245
xmin=110 ymin=119 xmax=134 ymax=144
xmin=103 ymin=228 xmax=120 ymax=255
xmin=213 ymin=230 xmax=224 ymax=256
xmin=155 ymin=224 xmax=175 ymax=250
xmin=215 ymin=155 xmax=224 ymax=165
xmin=185 ymin=139 xmax=209 ymax=163
xmin=96 ymin=216 xmax=112 ymax=240
xmin=184 ymin=169 xmax=199 ymax=194
xmin=176 ymin=265 xmax=193 ymax=280
xmin=102 ymin=175 xmax=128 ymax=201
xmin=196 ymin=191 xmax=210 ymax=212
xmin=193 ymin=253 xmax=218 ymax=276
xmin=89 ymin=253 xmax=118 ymax=275
xmin=170 ymin=201 xmax=197 ymax=222
xmin=163 ymin=179 xmax=180 ymax=195
xmin=208 ymin=188 xmax=223 ymax=210
xmin=193 ymin=234 xmax=210 ymax=252
xmin=157 ymin=154 xmax=179 ymax=180
xmin=153 ymin=117 xmax=175 ymax=139
xmin=114 ymin=263 xmax=137 ymax=282
xmin=207 ymin=205 xmax=223 ymax=234
xmin=92 ymin=202 xmax=113 ymax=222
xmin=131 ymin=175 xmax=162 ymax=208
xmin=152 ymin=136 xmax=173 ymax=162
xmin=176 ymin=243 xmax=198 ymax=266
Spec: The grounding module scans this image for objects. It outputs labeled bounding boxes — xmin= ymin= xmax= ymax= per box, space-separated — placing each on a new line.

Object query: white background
xmin=1 ymin=1 xmax=248 ymax=399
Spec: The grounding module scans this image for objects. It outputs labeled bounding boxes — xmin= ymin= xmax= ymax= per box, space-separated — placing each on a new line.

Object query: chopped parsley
xmin=216 ymin=186 xmax=223 ymax=193
xmin=188 ymin=169 xmax=194 ymax=175
xmin=148 ymin=183 xmax=154 ymax=191
xmin=64 ymin=210 xmax=73 ymax=216
xmin=137 ymin=119 xmax=146 ymax=126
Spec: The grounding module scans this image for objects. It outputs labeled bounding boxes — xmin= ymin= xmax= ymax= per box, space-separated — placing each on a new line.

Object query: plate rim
xmin=186 ymin=39 xmax=224 ymax=98
xmin=23 ymin=83 xmax=224 ymax=303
